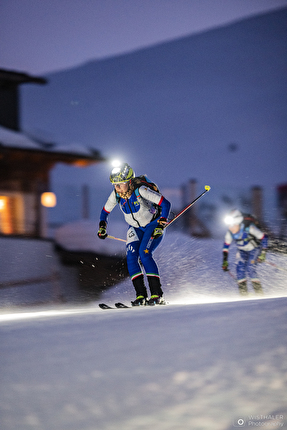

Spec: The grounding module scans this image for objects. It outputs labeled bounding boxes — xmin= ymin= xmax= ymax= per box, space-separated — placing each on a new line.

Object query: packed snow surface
xmin=1 ymin=233 xmax=287 ymax=430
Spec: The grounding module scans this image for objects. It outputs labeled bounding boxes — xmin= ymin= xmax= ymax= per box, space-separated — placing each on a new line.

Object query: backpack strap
xmin=233 ymin=214 xmax=261 ymax=246
xmin=132 ymin=175 xmax=162 ymax=219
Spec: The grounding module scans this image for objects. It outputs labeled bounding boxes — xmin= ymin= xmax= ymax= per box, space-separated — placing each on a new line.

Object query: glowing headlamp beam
xmin=111 ymin=159 xmax=122 ymax=168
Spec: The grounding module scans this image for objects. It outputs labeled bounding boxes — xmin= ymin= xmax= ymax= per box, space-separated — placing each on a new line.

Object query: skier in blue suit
xmin=98 ymin=163 xmax=171 ymax=306
xmin=222 ymin=209 xmax=268 ymax=295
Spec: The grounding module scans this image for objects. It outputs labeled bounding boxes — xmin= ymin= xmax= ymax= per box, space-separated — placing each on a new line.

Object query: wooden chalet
xmin=0 ymin=68 xmax=105 ymax=237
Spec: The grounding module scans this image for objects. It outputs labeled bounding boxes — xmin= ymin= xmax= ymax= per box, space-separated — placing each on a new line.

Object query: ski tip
xmin=205 ymin=185 xmax=211 ymax=191
xmin=99 ymin=303 xmax=113 ymax=310
xmin=115 ymin=302 xmax=130 ymax=308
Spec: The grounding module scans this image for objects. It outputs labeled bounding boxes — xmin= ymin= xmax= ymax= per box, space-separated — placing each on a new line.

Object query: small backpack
xmin=132 ymin=175 xmax=160 ymax=195
xmin=242 ymin=213 xmax=261 ymax=229
xmin=237 ymin=213 xmax=263 ymax=246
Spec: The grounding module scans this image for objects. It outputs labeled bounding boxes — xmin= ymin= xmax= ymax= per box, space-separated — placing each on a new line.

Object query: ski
xmin=98 ymin=302 xmax=130 ymax=310
xmin=115 ymin=302 xmax=130 ymax=308
xmin=99 ymin=303 xmax=114 ymax=309
xmin=99 ymin=301 xmax=168 ymax=310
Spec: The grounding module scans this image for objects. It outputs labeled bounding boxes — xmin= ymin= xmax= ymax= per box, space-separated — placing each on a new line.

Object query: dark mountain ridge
xmin=21 ymin=8 xmax=287 ymax=189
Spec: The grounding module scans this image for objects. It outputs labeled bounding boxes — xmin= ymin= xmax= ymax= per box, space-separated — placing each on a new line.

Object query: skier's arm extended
xmin=249 ymin=224 xmax=268 ymax=261
xmin=97 ymin=191 xmax=118 ymax=239
xmin=222 ymin=231 xmax=233 ymax=271
xmin=249 ymin=224 xmax=268 ymax=248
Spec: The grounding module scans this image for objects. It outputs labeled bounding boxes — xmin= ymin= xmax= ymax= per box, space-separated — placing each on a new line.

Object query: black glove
xmin=258 ymin=249 xmax=266 ymax=263
xmin=97 ymin=221 xmax=107 ymax=239
xmin=152 ymin=217 xmax=167 ymax=239
xmin=222 ymin=261 xmax=229 ymax=271
xmin=222 ymin=251 xmax=229 ymax=271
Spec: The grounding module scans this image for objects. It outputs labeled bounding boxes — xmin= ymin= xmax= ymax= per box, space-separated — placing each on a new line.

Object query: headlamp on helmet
xmin=109 ymin=163 xmax=135 ymax=184
xmin=224 ymin=209 xmax=243 ymax=226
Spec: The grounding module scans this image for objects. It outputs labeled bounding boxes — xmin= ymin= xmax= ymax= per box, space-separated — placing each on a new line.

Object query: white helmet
xmin=224 ymin=209 xmax=243 ymax=226
xmin=109 ymin=163 xmax=134 ymax=184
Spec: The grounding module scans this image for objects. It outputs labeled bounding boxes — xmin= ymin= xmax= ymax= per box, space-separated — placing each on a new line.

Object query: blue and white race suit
xmin=100 ymin=184 xmax=171 ymax=281
xmin=223 ymin=223 xmax=268 ymax=282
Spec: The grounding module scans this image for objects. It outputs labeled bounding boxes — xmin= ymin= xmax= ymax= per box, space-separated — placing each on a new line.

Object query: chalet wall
xmin=0 ymin=191 xmax=39 ymax=235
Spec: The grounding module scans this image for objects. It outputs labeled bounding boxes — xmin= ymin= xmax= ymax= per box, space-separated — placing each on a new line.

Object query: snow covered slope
xmin=0 ymin=296 xmax=287 ymax=430
xmin=0 ymin=232 xmax=286 ymax=429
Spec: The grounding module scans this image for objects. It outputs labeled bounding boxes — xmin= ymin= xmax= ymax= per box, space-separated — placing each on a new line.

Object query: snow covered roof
xmin=0 ymin=125 xmax=104 ymax=161
xmin=0 ymin=125 xmax=40 ymax=150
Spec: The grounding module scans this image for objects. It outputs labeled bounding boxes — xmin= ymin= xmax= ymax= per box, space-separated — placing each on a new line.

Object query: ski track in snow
xmin=0 ymin=235 xmax=287 ymax=430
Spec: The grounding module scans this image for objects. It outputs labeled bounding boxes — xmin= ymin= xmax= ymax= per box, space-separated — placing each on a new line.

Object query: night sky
xmin=1 ymin=0 xmax=287 ymax=75
xmin=2 ymin=0 xmax=287 ymax=227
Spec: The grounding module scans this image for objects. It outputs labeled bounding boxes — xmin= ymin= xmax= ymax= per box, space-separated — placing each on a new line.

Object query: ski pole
xmin=227 ymin=269 xmax=237 ymax=280
xmin=106 ymin=185 xmax=211 ymax=241
xmin=165 ymin=185 xmax=211 ymax=228
xmin=265 ymin=261 xmax=287 ymax=272
xmin=107 ymin=235 xmax=126 ymax=243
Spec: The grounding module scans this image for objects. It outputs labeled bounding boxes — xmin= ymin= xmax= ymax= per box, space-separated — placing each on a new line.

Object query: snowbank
xmin=55 ymin=220 xmax=127 ymax=256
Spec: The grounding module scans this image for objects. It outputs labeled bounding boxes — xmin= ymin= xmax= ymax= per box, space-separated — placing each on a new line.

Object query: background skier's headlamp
xmin=224 ymin=210 xmax=243 ymax=226
xmin=224 ymin=215 xmax=235 ymax=226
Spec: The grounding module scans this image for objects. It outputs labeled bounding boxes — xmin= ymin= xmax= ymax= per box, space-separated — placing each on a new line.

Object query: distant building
xmin=0 ymin=69 xmax=105 ymax=237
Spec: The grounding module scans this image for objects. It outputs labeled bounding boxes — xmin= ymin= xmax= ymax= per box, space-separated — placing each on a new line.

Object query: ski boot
xmin=131 ymin=296 xmax=146 ymax=306
xmin=131 ymin=275 xmax=147 ymax=306
xmin=147 ymin=295 xmax=166 ymax=306
xmin=252 ymin=281 xmax=264 ymax=295
xmin=238 ymin=280 xmax=248 ymax=296
xmin=146 ymin=276 xmax=165 ymax=305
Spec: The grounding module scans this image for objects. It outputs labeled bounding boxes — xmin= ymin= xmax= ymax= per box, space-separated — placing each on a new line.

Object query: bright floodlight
xmin=111 ymin=159 xmax=121 ymax=168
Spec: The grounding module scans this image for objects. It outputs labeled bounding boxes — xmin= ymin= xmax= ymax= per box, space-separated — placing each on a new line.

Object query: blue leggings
xmin=126 ymin=220 xmax=163 ymax=280
xmin=236 ymin=247 xmax=262 ymax=282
